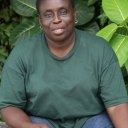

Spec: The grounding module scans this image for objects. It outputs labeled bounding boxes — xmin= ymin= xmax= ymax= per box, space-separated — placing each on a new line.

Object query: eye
xmin=59 ymin=9 xmax=67 ymax=16
xmin=44 ymin=12 xmax=53 ymax=19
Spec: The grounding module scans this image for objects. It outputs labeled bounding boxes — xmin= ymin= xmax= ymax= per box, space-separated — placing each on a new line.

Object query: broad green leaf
xmin=10 ymin=19 xmax=40 ymax=45
xmin=75 ymin=0 xmax=95 ymax=25
xmin=96 ymin=23 xmax=118 ymax=41
xmin=110 ymin=34 xmax=128 ymax=66
xmin=102 ymin=0 xmax=128 ymax=24
xmin=10 ymin=0 xmax=37 ymax=16
xmin=88 ymin=0 xmax=98 ymax=6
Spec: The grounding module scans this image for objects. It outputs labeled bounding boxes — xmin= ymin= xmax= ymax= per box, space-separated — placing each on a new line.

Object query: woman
xmin=0 ymin=0 xmax=128 ymax=128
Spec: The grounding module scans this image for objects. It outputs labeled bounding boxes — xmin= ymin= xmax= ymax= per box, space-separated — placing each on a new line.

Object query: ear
xmin=38 ymin=15 xmax=43 ymax=30
xmin=73 ymin=9 xmax=76 ymax=18
xmin=39 ymin=15 xmax=44 ymax=28
xmin=38 ymin=15 xmax=42 ymax=26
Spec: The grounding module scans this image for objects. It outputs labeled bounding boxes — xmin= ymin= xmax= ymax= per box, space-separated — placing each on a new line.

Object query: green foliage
xmin=0 ymin=0 xmax=21 ymax=80
xmin=10 ymin=0 xmax=37 ymax=16
xmin=10 ymin=17 xmax=40 ymax=45
xmin=102 ymin=0 xmax=128 ymax=24
xmin=97 ymin=23 xmax=118 ymax=41
xmin=75 ymin=0 xmax=95 ymax=25
xmin=97 ymin=0 xmax=128 ymax=67
xmin=88 ymin=0 xmax=98 ymax=6
xmin=9 ymin=0 xmax=40 ymax=44
xmin=110 ymin=34 xmax=128 ymax=66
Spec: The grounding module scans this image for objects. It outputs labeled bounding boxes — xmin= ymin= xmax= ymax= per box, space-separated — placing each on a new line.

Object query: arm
xmin=107 ymin=103 xmax=128 ymax=128
xmin=0 ymin=107 xmax=48 ymax=128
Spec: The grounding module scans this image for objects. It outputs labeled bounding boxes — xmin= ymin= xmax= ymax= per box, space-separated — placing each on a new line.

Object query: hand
xmin=23 ymin=122 xmax=49 ymax=128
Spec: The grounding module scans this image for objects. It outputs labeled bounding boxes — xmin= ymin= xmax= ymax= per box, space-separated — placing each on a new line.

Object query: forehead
xmin=39 ymin=0 xmax=72 ymax=11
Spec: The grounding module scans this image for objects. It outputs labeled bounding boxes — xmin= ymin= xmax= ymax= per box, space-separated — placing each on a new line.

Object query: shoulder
xmin=9 ymin=32 xmax=44 ymax=57
xmin=76 ymin=29 xmax=114 ymax=54
xmin=76 ymin=29 xmax=107 ymax=47
xmin=5 ymin=32 xmax=44 ymax=68
xmin=13 ymin=32 xmax=43 ymax=53
xmin=76 ymin=29 xmax=118 ymax=64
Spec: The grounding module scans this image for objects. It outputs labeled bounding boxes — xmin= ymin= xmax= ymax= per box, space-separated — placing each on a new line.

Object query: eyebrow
xmin=43 ymin=9 xmax=53 ymax=13
xmin=44 ymin=5 xmax=69 ymax=11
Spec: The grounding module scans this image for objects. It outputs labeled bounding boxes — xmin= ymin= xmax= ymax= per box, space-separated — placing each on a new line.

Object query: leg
xmin=30 ymin=116 xmax=53 ymax=128
xmin=82 ymin=112 xmax=114 ymax=128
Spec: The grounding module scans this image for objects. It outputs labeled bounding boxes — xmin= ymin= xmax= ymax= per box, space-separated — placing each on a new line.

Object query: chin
xmin=52 ymin=34 xmax=67 ymax=41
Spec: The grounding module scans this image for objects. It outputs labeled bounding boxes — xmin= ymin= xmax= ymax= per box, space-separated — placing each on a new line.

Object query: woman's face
xmin=39 ymin=0 xmax=76 ymax=42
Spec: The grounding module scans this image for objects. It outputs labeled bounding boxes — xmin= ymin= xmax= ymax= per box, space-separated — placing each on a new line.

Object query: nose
xmin=53 ymin=13 xmax=62 ymax=24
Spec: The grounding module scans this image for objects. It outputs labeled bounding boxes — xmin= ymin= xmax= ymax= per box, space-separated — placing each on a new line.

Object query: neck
xmin=46 ymin=32 xmax=75 ymax=57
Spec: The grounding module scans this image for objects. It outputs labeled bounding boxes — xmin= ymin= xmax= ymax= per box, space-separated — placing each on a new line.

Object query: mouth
xmin=52 ymin=28 xmax=65 ymax=35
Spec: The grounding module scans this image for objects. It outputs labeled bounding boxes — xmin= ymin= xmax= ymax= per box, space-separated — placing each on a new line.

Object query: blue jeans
xmin=30 ymin=112 xmax=114 ymax=128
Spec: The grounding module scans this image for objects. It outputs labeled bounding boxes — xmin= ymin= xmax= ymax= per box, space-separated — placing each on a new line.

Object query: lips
xmin=52 ymin=28 xmax=65 ymax=35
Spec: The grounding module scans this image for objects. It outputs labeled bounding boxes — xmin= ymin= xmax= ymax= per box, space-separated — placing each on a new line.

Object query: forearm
xmin=107 ymin=103 xmax=128 ymax=128
xmin=0 ymin=106 xmax=32 ymax=128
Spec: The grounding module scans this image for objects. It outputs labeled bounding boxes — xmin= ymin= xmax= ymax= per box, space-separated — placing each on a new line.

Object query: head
xmin=36 ymin=0 xmax=76 ymax=43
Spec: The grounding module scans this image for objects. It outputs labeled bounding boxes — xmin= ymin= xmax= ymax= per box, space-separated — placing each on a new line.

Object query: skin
xmin=107 ymin=103 xmax=128 ymax=128
xmin=1 ymin=107 xmax=48 ymax=128
xmin=1 ymin=0 xmax=128 ymax=128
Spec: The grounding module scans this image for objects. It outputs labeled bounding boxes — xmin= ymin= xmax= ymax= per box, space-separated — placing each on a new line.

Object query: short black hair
xmin=36 ymin=0 xmax=75 ymax=14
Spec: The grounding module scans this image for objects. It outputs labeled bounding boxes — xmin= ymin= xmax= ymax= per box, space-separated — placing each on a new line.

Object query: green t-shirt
xmin=0 ymin=29 xmax=128 ymax=128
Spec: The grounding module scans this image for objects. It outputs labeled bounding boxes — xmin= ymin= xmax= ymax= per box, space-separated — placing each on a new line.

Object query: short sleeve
xmin=0 ymin=48 xmax=27 ymax=110
xmin=99 ymin=42 xmax=128 ymax=108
